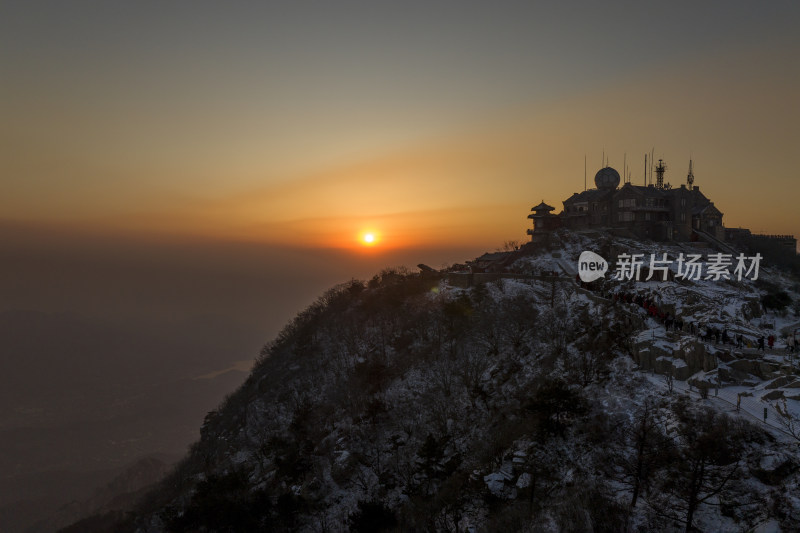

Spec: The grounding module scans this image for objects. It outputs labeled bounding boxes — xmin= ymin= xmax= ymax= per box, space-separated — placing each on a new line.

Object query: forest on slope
xmin=67 ymin=232 xmax=800 ymax=532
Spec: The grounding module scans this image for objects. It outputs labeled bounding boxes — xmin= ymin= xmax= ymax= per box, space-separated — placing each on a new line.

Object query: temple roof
xmin=563 ymin=188 xmax=613 ymax=203
xmin=693 ymin=202 xmax=722 ymax=216
xmin=617 ymin=183 xmax=669 ymax=197
xmin=531 ymin=200 xmax=555 ymax=212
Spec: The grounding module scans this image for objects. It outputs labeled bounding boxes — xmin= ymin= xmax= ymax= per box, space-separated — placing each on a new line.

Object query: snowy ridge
xmin=83 ymin=229 xmax=800 ymax=533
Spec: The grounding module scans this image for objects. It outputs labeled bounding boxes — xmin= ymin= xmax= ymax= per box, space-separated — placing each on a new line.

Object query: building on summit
xmin=529 ymin=159 xmax=725 ymax=243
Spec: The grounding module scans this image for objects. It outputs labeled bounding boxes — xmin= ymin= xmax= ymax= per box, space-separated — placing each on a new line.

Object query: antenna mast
xmin=687 ymin=159 xmax=694 ymax=190
xmin=655 ymin=159 xmax=667 ymax=189
xmin=623 ymin=153 xmax=626 ymax=183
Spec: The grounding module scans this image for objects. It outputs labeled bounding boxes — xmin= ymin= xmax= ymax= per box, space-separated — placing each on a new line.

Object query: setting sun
xmin=360 ymin=231 xmax=380 ymax=247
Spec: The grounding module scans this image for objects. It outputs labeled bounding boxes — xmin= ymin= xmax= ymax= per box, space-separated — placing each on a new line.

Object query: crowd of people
xmin=599 ymin=287 xmax=798 ymax=354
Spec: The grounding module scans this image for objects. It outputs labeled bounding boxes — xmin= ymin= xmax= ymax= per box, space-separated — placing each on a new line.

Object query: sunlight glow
xmin=360 ymin=231 xmax=379 ymax=247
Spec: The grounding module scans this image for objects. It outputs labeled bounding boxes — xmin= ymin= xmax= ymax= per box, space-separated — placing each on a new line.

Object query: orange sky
xmin=2 ymin=3 xmax=798 ymax=257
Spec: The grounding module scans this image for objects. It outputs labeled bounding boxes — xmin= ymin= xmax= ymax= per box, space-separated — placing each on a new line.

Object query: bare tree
xmin=500 ymin=239 xmax=523 ymax=251
xmin=458 ymin=347 xmax=491 ymax=407
xmin=664 ymin=368 xmax=674 ymax=394
xmin=648 ymin=405 xmax=749 ymax=532
xmin=775 ymin=399 xmax=800 ymax=443
xmin=626 ymin=402 xmax=661 ymax=512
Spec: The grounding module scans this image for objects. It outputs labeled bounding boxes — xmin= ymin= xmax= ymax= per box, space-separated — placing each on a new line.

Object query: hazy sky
xmin=3 ymin=1 xmax=798 ymax=248
xmin=2 ymin=2 xmax=799 ymax=328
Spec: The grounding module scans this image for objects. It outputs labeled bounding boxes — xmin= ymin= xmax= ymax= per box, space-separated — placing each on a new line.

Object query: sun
xmin=360 ymin=231 xmax=380 ymax=247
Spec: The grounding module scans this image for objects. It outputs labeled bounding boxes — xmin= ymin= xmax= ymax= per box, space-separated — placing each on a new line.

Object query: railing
xmin=751 ymin=234 xmax=795 ymax=240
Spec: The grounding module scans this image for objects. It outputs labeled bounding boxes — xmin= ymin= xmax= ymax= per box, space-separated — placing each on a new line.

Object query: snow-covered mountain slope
xmin=75 ymin=229 xmax=800 ymax=533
